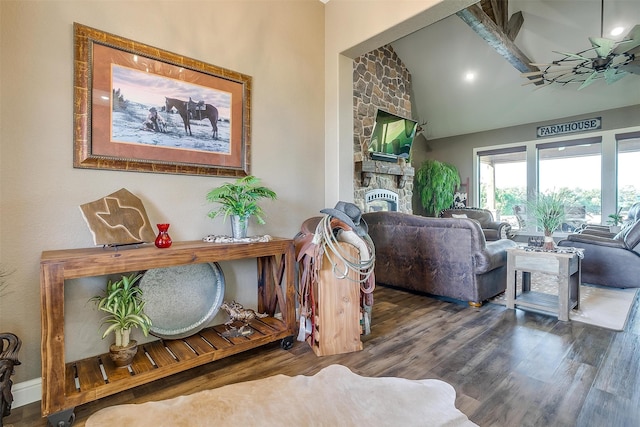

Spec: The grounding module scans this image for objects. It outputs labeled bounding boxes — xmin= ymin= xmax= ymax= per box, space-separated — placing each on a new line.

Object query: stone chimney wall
xmin=353 ymin=45 xmax=415 ymax=214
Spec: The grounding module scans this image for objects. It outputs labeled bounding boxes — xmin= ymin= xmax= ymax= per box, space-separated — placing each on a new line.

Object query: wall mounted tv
xmin=368 ymin=109 xmax=418 ymax=162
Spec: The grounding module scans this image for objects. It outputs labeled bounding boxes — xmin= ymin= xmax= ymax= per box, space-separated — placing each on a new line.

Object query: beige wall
xmin=0 ymin=0 xmax=325 ymax=383
xmin=0 ymin=0 xmax=457 ymax=392
xmin=0 ymin=0 xmax=479 ymax=397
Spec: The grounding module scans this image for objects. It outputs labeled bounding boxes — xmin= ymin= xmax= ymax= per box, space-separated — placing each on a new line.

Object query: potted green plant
xmin=206 ymin=175 xmax=277 ymax=238
xmin=415 ymin=159 xmax=461 ymax=217
xmin=90 ymin=272 xmax=152 ymax=367
xmin=528 ymin=190 xmax=567 ymax=250
xmin=607 ymin=207 xmax=624 ymax=233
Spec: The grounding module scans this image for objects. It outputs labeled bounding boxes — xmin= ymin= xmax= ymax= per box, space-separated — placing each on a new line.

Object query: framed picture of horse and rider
xmin=73 ymin=23 xmax=251 ymax=177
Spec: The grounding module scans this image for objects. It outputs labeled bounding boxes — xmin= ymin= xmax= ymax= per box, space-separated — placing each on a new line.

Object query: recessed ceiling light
xmin=464 ymin=72 xmax=476 ymax=82
xmin=610 ymin=26 xmax=625 ymax=37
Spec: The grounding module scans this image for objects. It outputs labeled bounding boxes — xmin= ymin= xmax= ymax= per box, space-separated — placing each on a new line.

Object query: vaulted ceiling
xmin=390 ymin=0 xmax=640 ymax=140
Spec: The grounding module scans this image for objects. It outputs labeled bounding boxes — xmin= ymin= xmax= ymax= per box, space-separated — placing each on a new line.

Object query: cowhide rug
xmin=86 ymin=364 xmax=477 ymax=427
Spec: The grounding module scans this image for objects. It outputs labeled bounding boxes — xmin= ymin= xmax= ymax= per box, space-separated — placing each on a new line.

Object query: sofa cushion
xmin=451 ymin=213 xmax=468 ymax=218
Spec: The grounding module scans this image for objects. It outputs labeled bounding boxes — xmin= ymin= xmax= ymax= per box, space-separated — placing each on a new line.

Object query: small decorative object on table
xmin=206 ymin=176 xmax=277 ymax=239
xmin=202 ymin=234 xmax=272 ymax=243
xmin=154 ymin=223 xmax=172 ymax=248
xmin=79 ymin=188 xmax=156 ymax=247
xmin=527 ymin=236 xmax=544 ymax=248
xmin=89 ymin=273 xmax=153 ymax=367
xmin=220 ymin=301 xmax=267 ymax=337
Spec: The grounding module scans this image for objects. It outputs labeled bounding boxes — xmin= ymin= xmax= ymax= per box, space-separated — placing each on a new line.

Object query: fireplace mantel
xmin=357 ymin=160 xmax=415 ymax=189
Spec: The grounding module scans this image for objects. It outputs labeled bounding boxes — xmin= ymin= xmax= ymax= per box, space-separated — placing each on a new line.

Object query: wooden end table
xmin=505 ymin=246 xmax=582 ymax=321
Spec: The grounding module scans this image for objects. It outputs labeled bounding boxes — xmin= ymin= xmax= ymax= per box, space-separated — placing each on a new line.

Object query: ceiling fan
xmin=523 ymin=1 xmax=640 ymax=90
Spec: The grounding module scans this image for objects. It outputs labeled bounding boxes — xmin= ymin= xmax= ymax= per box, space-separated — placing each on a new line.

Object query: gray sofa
xmin=439 ymin=207 xmax=512 ymax=241
xmin=363 ymin=211 xmax=518 ymax=305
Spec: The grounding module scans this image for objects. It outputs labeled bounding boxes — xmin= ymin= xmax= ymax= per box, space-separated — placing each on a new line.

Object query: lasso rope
xmin=315 ymin=215 xmax=376 ymax=293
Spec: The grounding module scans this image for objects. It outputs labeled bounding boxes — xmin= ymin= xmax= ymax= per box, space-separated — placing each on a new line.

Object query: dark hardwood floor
xmin=6 ymin=285 xmax=640 ymax=426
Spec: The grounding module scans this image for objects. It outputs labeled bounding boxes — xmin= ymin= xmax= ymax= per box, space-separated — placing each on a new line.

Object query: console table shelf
xmin=40 ymin=239 xmax=296 ymax=422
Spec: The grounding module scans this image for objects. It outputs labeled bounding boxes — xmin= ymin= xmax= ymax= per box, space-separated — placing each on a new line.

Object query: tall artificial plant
xmin=416 ymin=159 xmax=461 ymax=216
xmin=528 ymin=190 xmax=567 ymax=250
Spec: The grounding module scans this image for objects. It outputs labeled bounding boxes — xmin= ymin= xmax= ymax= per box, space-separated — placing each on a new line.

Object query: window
xmin=537 ymin=137 xmax=602 ymax=229
xmin=478 ymin=147 xmax=526 ymax=229
xmin=617 ymin=132 xmax=640 ymax=216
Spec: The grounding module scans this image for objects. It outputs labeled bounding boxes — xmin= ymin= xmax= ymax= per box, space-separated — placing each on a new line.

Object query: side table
xmin=505 ymin=246 xmax=582 ymax=321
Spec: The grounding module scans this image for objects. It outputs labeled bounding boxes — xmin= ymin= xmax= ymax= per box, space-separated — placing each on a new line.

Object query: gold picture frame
xmin=73 ymin=23 xmax=251 ymax=177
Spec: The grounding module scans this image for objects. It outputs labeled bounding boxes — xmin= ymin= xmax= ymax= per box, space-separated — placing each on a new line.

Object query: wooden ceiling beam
xmin=456 ymin=3 xmax=542 ymax=84
xmin=506 ymin=11 xmax=524 ymax=41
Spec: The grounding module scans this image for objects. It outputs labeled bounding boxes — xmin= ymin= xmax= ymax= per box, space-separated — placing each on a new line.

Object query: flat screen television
xmin=368 ymin=109 xmax=418 ymax=162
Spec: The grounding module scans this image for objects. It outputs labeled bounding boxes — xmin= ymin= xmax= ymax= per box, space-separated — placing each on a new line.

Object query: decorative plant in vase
xmin=90 ymin=272 xmax=152 ymax=367
xmin=206 ymin=175 xmax=277 ymax=238
xmin=528 ymin=190 xmax=567 ymax=250
xmin=416 ymin=159 xmax=461 ymax=217
xmin=607 ymin=207 xmax=624 ymax=233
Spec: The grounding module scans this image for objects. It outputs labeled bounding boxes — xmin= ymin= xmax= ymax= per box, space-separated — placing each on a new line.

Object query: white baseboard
xmin=10 ymin=377 xmax=41 ymax=408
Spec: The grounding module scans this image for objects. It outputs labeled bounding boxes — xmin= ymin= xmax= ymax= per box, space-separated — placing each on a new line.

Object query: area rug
xmin=85 ymin=364 xmax=477 ymax=427
xmin=491 ymin=273 xmax=638 ymax=331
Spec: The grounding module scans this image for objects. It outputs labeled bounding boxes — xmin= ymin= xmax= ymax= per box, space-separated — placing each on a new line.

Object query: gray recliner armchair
xmin=439 ymin=207 xmax=512 ymax=241
xmin=558 ymin=217 xmax=640 ymax=288
xmin=579 ymin=202 xmax=640 ymax=238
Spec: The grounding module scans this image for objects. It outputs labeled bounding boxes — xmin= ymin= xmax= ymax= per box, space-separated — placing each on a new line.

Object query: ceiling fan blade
xmin=522 ymin=71 xmax=544 ymax=77
xmin=578 ymin=71 xmax=601 ymax=90
xmin=612 ymin=25 xmax=640 ymax=55
xmin=522 ymin=66 xmax=577 ymax=80
xmin=588 ymin=37 xmax=616 ymax=58
xmin=604 ymin=68 xmax=627 ymax=84
xmin=522 ymin=77 xmax=544 ymax=86
xmin=552 ymin=51 xmax=591 ymax=61
xmin=619 ymin=59 xmax=640 ymax=75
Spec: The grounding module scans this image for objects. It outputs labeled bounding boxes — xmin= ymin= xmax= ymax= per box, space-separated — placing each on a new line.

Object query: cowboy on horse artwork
xmin=165 ymin=97 xmax=219 ymax=139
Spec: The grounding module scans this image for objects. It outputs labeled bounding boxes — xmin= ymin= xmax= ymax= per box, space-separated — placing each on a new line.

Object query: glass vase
xmin=155 ymin=223 xmax=172 ymax=248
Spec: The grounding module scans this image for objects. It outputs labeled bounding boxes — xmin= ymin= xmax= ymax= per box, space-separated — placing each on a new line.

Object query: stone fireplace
xmin=353 ymin=45 xmax=415 ymax=214
xmin=364 ymin=188 xmax=399 ymax=212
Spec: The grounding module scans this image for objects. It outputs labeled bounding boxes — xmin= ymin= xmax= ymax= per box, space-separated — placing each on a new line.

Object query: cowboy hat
xmin=320 ymin=201 xmax=369 ymax=237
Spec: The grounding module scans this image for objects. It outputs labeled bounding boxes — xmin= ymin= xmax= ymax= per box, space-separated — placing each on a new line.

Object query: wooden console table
xmin=40 ymin=239 xmax=296 ymax=425
xmin=505 ymin=246 xmax=581 ymax=321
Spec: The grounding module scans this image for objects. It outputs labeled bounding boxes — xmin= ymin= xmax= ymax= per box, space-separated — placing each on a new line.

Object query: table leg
xmin=522 ymin=271 xmax=531 ymax=293
xmin=575 ymin=258 xmax=581 ymax=311
xmin=558 ymin=268 xmax=570 ymax=321
xmin=506 ymin=253 xmax=516 ymax=310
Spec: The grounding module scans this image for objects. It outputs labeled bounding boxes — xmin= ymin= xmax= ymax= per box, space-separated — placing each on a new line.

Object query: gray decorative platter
xmin=139 ymin=262 xmax=225 ymax=339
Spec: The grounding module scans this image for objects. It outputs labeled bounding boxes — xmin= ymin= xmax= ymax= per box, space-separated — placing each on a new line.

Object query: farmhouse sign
xmin=537 ymin=117 xmax=601 ymax=138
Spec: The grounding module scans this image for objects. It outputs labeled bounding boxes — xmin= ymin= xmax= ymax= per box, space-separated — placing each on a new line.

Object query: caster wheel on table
xmin=281 ymin=335 xmax=294 ymax=350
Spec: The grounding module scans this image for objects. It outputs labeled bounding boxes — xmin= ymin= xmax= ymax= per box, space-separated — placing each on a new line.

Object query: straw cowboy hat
xmin=320 ymin=201 xmax=369 ymax=237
